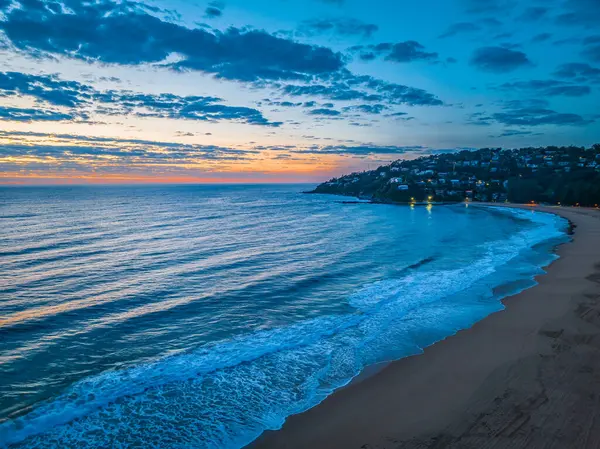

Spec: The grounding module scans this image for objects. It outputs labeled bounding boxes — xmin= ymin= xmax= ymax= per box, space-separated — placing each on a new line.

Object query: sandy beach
xmin=251 ymin=204 xmax=600 ymax=449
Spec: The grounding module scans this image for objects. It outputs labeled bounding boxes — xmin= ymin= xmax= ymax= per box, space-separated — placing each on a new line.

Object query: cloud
xmin=584 ymin=36 xmax=600 ymax=45
xmin=298 ymin=18 xmax=378 ymax=38
xmin=385 ymin=41 xmax=439 ymax=62
xmin=518 ymin=7 xmax=548 ymax=21
xmin=0 ymin=131 xmax=245 ymax=152
xmin=556 ymin=0 xmax=600 ymax=28
xmin=282 ymin=71 xmax=443 ymax=106
xmin=553 ymin=37 xmax=582 ymax=46
xmin=470 ymin=46 xmax=532 ymax=72
xmin=0 ymin=106 xmax=77 ymax=121
xmin=0 ymin=71 xmax=282 ymax=126
xmin=351 ymin=41 xmax=439 ymax=63
xmin=341 ymin=104 xmax=388 ymax=114
xmin=308 ymin=108 xmax=341 ymax=116
xmin=204 ymin=6 xmax=222 ymax=18
xmin=265 ymin=100 xmax=303 ymax=108
xmin=0 ymin=131 xmax=476 ymax=177
xmin=494 ymin=130 xmax=540 ymax=137
xmin=554 ymin=62 xmax=600 ymax=83
xmin=583 ymin=45 xmax=600 ymax=62
xmin=502 ymin=99 xmax=550 ymax=109
xmin=439 ymin=22 xmax=481 ymax=38
xmin=492 ymin=109 xmax=590 ymax=126
xmin=463 ymin=0 xmax=516 ymax=14
xmin=466 ymin=111 xmax=494 ymax=126
xmin=0 ymin=0 xmax=444 ymax=117
xmin=301 ymin=145 xmax=425 ymax=155
xmin=493 ymin=32 xmax=513 ymax=41
xmin=385 ymin=111 xmax=414 ymax=120
xmin=492 ymin=100 xmax=592 ymax=126
xmin=498 ymin=79 xmax=591 ymax=97
xmin=283 ymin=83 xmax=376 ymax=101
xmin=467 ymin=99 xmax=592 ymax=128
xmin=0 ymin=0 xmax=344 ymax=82
xmin=481 ymin=18 xmax=503 ymax=27
xmin=531 ymin=33 xmax=552 ymax=43
xmin=0 ymin=131 xmax=269 ymax=176
xmin=0 ymin=131 xmax=267 ymax=162
xmin=0 ymin=71 xmax=92 ymax=107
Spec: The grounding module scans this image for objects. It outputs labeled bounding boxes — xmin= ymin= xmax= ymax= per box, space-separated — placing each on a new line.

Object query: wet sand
xmin=250 ymin=204 xmax=600 ymax=449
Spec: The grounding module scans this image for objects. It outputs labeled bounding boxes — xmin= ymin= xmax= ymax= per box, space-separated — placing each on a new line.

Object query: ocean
xmin=0 ymin=184 xmax=569 ymax=449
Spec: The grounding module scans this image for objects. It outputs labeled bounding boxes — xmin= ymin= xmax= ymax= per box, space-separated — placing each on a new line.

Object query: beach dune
xmin=251 ymin=205 xmax=600 ymax=449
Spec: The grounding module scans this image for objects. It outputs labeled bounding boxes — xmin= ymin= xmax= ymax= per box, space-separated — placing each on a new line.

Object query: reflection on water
xmin=0 ymin=185 xmax=568 ymax=448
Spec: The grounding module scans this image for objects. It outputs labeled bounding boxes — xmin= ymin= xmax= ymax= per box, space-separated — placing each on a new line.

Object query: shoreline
xmin=250 ymin=204 xmax=600 ymax=449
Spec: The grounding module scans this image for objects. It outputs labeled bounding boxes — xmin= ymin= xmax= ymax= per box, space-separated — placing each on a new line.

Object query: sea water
xmin=0 ymin=185 xmax=569 ymax=448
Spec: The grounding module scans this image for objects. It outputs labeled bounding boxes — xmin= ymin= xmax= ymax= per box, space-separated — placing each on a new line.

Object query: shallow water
xmin=0 ymin=185 xmax=569 ymax=448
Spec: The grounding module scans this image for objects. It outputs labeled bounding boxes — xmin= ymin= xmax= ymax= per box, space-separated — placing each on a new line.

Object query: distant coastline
xmin=308 ymin=145 xmax=600 ymax=208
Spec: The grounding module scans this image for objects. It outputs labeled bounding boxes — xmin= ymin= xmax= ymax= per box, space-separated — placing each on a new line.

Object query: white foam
xmin=0 ymin=206 xmax=569 ymax=449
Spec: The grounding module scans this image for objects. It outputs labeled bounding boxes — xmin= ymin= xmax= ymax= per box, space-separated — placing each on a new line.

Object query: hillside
xmin=311 ymin=145 xmax=600 ymax=207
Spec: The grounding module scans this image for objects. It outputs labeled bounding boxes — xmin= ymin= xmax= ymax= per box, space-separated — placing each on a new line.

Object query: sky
xmin=0 ymin=0 xmax=599 ymax=184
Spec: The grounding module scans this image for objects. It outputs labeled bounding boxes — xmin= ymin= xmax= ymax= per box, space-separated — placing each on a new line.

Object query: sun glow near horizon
xmin=0 ymin=0 xmax=599 ymax=184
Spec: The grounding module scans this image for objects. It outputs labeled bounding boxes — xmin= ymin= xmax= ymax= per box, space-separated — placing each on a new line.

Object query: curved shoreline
xmin=249 ymin=204 xmax=600 ymax=449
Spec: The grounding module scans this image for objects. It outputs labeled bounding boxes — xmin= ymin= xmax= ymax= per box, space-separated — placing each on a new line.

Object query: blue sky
xmin=0 ymin=0 xmax=599 ymax=183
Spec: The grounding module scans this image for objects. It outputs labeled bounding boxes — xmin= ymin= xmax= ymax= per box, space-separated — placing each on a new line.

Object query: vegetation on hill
xmin=311 ymin=145 xmax=600 ymax=207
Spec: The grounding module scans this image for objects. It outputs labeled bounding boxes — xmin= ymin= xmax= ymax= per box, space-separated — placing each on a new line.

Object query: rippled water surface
xmin=0 ymin=185 xmax=569 ymax=448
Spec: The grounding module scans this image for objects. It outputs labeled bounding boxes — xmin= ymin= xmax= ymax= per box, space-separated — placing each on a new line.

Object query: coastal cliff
xmin=311 ymin=145 xmax=600 ymax=206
